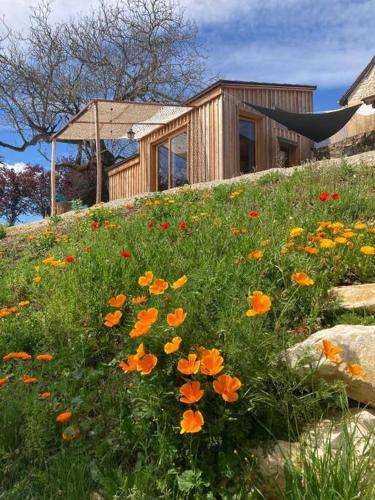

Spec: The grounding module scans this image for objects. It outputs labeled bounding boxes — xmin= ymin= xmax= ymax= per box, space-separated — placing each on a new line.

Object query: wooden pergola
xmin=50 ymin=99 xmax=192 ymax=214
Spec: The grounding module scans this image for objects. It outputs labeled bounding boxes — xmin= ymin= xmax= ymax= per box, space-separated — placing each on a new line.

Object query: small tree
xmin=0 ymin=164 xmax=30 ymax=225
xmin=22 ymin=165 xmax=52 ymax=218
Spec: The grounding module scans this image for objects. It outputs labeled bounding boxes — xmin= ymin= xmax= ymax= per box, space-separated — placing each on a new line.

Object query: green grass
xmin=0 ymin=160 xmax=375 ymax=499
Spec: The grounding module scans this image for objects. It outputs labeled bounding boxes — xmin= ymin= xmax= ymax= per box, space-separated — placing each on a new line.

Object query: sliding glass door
xmin=157 ymin=130 xmax=188 ymax=191
xmin=239 ymin=118 xmax=256 ymax=174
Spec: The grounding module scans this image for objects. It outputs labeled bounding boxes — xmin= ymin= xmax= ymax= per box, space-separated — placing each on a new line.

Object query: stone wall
xmin=314 ymin=130 xmax=375 ymax=159
xmin=347 ymin=64 xmax=375 ymax=105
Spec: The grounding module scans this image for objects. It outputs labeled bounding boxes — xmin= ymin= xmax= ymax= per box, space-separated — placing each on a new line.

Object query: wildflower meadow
xmin=0 ymin=161 xmax=375 ymax=498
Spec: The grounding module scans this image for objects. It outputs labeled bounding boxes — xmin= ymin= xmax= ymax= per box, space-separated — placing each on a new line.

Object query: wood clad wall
xmin=108 ymin=156 xmax=144 ymax=200
xmin=221 ymin=86 xmax=313 ymax=178
xmin=108 ymin=95 xmax=223 ymax=201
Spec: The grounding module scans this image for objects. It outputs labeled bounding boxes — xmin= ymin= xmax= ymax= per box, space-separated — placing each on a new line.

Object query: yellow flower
xmin=320 ymin=238 xmax=336 ymax=249
xmin=171 ymin=275 xmax=188 ymax=289
xmin=260 ymin=239 xmax=270 ymax=247
xmin=341 ymin=231 xmax=356 ymax=239
xmin=33 ymin=276 xmax=41 ymax=284
xmin=354 ymin=223 xmax=367 ymax=231
xmin=289 ymin=227 xmax=304 ymax=238
xmin=360 ymin=246 xmax=375 ymax=255
xmin=334 ymin=236 xmax=347 ymax=245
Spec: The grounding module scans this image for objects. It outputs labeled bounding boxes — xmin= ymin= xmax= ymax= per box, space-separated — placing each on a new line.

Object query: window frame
xmin=238 ymin=109 xmax=264 ymax=172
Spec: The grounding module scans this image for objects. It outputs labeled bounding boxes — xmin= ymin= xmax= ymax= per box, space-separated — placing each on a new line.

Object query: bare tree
xmin=0 ymin=0 xmax=207 ymax=181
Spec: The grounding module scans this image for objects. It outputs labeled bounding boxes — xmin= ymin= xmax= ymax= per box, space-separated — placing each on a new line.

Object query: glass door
xmin=156 ymin=130 xmax=188 ymax=191
xmin=239 ymin=119 xmax=256 ymax=173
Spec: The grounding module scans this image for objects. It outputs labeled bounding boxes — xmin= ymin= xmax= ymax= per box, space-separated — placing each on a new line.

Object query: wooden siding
xmin=221 ymin=86 xmax=313 ymax=178
xmin=108 ymin=155 xmax=144 ymax=200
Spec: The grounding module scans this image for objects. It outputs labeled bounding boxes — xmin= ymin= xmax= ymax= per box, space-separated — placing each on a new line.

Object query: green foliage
xmin=0 ymin=162 xmax=374 ymax=498
xmin=0 ymin=224 xmax=6 ymax=239
xmin=71 ymin=198 xmax=83 ymax=212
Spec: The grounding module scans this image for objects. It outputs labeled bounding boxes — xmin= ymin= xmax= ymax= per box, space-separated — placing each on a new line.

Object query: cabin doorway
xmin=154 ymin=129 xmax=188 ymax=191
xmin=277 ymin=138 xmax=298 ymax=168
xmin=239 ymin=118 xmax=256 ymax=174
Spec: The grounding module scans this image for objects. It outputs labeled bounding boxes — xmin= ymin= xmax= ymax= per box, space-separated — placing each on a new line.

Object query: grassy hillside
xmin=0 ymin=160 xmax=375 ymax=499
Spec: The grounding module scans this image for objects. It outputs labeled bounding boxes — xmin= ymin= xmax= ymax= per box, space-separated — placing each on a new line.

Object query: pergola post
xmin=50 ymin=139 xmax=57 ymax=216
xmin=94 ymin=101 xmax=102 ymax=204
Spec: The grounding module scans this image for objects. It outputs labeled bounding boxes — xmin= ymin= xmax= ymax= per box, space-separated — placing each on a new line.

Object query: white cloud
xmin=3 ymin=162 xmax=28 ymax=172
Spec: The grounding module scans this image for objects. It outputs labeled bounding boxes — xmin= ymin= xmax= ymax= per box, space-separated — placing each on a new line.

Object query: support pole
xmin=50 ymin=139 xmax=56 ymax=216
xmin=94 ymin=101 xmax=102 ymax=204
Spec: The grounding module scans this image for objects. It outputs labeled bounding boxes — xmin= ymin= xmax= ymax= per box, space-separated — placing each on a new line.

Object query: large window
xmin=239 ymin=119 xmax=256 ymax=173
xmin=157 ymin=131 xmax=188 ymax=191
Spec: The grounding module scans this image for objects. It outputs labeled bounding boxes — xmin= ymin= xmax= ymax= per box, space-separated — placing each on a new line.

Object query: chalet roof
xmin=52 ymin=99 xmax=192 ymax=142
xmin=185 ymin=79 xmax=317 ymax=104
xmin=339 ymin=55 xmax=375 ymax=106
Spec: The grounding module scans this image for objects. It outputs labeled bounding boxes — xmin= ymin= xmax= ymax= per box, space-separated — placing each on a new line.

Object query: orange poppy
xmin=119 ymin=356 xmax=138 ymax=373
xmin=18 ymin=300 xmax=30 ymax=307
xmin=137 ymin=307 xmax=158 ymax=326
xmin=171 ymin=275 xmax=188 ymax=289
xmin=346 ymin=363 xmax=366 ymax=381
xmin=138 ymin=271 xmax=154 ymax=287
xmin=131 ymin=296 xmax=147 ymax=305
xmin=177 ymin=354 xmax=200 ymax=375
xmin=180 ymin=410 xmax=204 ymax=434
xmin=137 ymin=353 xmax=158 ymax=375
xmin=40 ymin=392 xmax=51 ymax=399
xmin=167 ymin=308 xmax=187 ymax=327
xmin=56 ymin=411 xmax=72 ymax=423
xmin=149 ymin=279 xmax=169 ymax=295
xmin=108 ymin=294 xmax=127 ymax=308
xmin=3 ymin=352 xmax=32 ymax=361
xmin=33 ymin=276 xmax=41 ymax=284
xmin=36 ymin=354 xmax=54 ymax=362
xmin=246 ymin=291 xmax=272 ymax=317
xmin=304 ymin=246 xmax=319 ymax=255
xmin=129 ymin=321 xmax=152 ymax=338
xmin=164 ymin=336 xmax=182 ymax=354
xmin=247 ymin=250 xmax=263 ymax=261
xmin=292 ymin=272 xmax=314 ymax=286
xmin=179 ymin=381 xmax=204 ymax=404
xmin=318 ymin=339 xmax=343 ymax=363
xmin=104 ymin=310 xmax=122 ymax=328
xmin=20 ymin=376 xmax=38 ymax=384
xmin=200 ymin=348 xmax=224 ymax=376
xmin=62 ymin=428 xmax=81 ymax=441
xmin=0 ymin=378 xmax=8 ymax=385
xmin=213 ymin=374 xmax=241 ymax=402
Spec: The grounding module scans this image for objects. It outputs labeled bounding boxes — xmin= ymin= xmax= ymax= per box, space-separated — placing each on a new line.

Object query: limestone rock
xmin=285 ymin=324 xmax=375 ymax=407
xmin=331 ymin=283 xmax=375 ymax=312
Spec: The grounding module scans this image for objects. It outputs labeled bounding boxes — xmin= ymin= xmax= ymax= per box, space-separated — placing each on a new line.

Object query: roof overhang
xmin=52 ymin=99 xmax=193 ymax=142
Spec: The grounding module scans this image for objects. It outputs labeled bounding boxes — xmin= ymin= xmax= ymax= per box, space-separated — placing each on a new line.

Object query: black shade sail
xmin=244 ymin=102 xmax=361 ymax=143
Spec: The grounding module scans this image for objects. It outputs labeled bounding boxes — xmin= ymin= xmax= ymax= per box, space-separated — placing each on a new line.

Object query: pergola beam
xmin=94 ymin=101 xmax=102 ymax=204
xmin=50 ymin=139 xmax=56 ymax=216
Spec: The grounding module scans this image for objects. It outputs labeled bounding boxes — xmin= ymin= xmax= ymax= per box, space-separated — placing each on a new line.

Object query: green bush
xmin=0 ymin=224 xmax=6 ymax=239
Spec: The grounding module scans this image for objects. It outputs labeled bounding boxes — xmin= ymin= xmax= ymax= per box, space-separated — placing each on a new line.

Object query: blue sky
xmin=1 ymin=0 xmax=374 ymax=171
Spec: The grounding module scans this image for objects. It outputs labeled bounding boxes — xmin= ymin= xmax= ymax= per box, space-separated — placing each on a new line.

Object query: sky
xmin=1 ymin=0 xmax=374 ymax=172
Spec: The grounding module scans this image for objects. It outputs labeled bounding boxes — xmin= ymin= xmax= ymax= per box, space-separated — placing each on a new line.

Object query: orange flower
xmin=304 ymin=246 xmax=319 ymax=255
xmin=292 ymin=272 xmax=314 ymax=286
xmin=56 ymin=411 xmax=72 ymax=423
xmin=33 ymin=276 xmax=41 ymax=284
xmin=40 ymin=392 xmax=51 ymax=399
xmin=200 ymin=348 xmax=224 ymax=376
xmin=137 ymin=353 xmax=158 ymax=375
xmin=120 ymin=343 xmax=145 ymax=372
xmin=129 ymin=321 xmax=152 ymax=338
xmin=179 ymin=381 xmax=205 ymax=404
xmin=62 ymin=428 xmax=81 ymax=441
xmin=36 ymin=354 xmax=54 ymax=362
xmin=164 ymin=336 xmax=182 ymax=354
xmin=104 ymin=310 xmax=122 ymax=328
xmin=167 ymin=308 xmax=187 ymax=327
xmin=0 ymin=378 xmax=8 ymax=385
xmin=137 ymin=307 xmax=158 ymax=326
xmin=108 ymin=294 xmax=127 ymax=308
xmin=318 ymin=339 xmax=343 ymax=363
xmin=131 ymin=296 xmax=147 ymax=305
xmin=138 ymin=271 xmax=154 ymax=287
xmin=346 ymin=363 xmax=366 ymax=381
xmin=20 ymin=376 xmax=38 ymax=384
xmin=149 ymin=278 xmax=169 ymax=295
xmin=247 ymin=250 xmax=263 ymax=261
xmin=18 ymin=300 xmax=30 ymax=307
xmin=3 ymin=352 xmax=32 ymax=361
xmin=213 ymin=374 xmax=242 ymax=402
xmin=171 ymin=275 xmax=188 ymax=289
xmin=180 ymin=410 xmax=204 ymax=434
xmin=246 ymin=291 xmax=272 ymax=317
xmin=177 ymin=354 xmax=200 ymax=375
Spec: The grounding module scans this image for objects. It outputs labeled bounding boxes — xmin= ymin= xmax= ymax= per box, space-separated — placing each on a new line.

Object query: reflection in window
xmin=239 ymin=119 xmax=256 ymax=174
xmin=157 ymin=131 xmax=188 ymax=191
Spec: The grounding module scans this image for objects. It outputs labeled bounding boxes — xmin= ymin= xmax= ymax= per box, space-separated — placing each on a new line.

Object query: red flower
xmin=91 ymin=222 xmax=100 ymax=230
xmin=319 ymin=191 xmax=329 ymax=201
xmin=160 ymin=223 xmax=170 ymax=230
xmin=85 ymin=247 xmax=91 ymax=253
xmin=248 ymin=211 xmax=259 ymax=219
xmin=179 ymin=221 xmax=188 ymax=230
xmin=121 ymin=251 xmax=131 ymax=258
xmin=125 ymin=204 xmax=134 ymax=209
xmin=64 ymin=256 xmax=75 ymax=263
xmin=147 ymin=222 xmax=155 ymax=229
xmin=332 ymin=192 xmax=340 ymax=200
